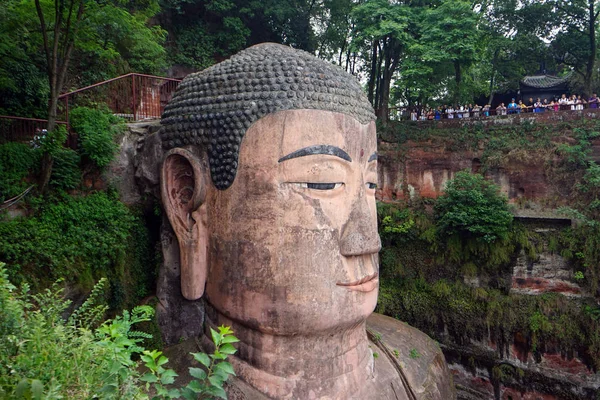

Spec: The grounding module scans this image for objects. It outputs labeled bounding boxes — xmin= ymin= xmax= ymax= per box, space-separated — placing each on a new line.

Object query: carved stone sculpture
xmin=158 ymin=43 xmax=455 ymax=399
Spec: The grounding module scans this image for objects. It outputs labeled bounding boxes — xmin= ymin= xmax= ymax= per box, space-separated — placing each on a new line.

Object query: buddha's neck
xmin=203 ymin=303 xmax=374 ymax=399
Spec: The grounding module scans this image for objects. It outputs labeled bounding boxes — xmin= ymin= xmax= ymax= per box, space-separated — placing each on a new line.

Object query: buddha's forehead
xmin=279 ymin=110 xmax=376 ymax=160
xmin=237 ymin=109 xmax=376 ymax=170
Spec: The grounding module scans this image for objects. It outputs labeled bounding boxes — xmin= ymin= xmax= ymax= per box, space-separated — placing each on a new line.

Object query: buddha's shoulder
xmin=367 ymin=312 xmax=456 ymax=400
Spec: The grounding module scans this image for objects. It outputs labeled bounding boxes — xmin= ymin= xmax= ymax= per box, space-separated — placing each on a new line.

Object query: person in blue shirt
xmin=507 ymin=98 xmax=518 ymax=114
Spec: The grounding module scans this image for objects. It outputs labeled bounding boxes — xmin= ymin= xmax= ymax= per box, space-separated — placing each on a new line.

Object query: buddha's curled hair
xmin=160 ymin=43 xmax=375 ymax=189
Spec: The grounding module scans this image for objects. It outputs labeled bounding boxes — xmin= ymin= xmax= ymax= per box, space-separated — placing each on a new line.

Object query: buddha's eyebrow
xmin=368 ymin=152 xmax=377 ymax=162
xmin=278 ymin=145 xmax=352 ymax=163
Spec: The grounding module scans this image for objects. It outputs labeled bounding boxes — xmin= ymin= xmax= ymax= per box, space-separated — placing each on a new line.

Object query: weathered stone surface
xmin=156 ymin=222 xmax=204 ymax=345
xmin=377 ymin=140 xmax=553 ymax=203
xmin=367 ymin=313 xmax=456 ymax=399
xmin=511 ymin=232 xmax=582 ymax=297
xmin=105 ymin=121 xmax=161 ymax=205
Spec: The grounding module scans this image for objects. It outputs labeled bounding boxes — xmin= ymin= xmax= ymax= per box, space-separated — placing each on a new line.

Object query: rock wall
xmin=377 ymin=116 xmax=600 ymax=399
xmin=109 ymin=121 xmax=205 ymax=346
xmin=377 ymin=110 xmax=600 ymax=204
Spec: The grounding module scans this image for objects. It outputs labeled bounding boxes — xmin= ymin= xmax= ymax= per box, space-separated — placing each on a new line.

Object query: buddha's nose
xmin=340 ymin=195 xmax=381 ymax=257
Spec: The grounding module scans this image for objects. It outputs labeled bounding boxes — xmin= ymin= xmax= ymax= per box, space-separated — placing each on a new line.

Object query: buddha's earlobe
xmin=161 ymin=148 xmax=208 ymax=300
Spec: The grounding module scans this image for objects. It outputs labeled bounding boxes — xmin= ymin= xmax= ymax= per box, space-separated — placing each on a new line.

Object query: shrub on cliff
xmin=69 ymin=106 xmax=124 ymax=169
xmin=434 ymin=171 xmax=513 ymax=243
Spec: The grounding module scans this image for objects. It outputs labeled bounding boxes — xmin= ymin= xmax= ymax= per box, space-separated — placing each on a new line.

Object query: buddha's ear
xmin=160 ymin=148 xmax=208 ymax=300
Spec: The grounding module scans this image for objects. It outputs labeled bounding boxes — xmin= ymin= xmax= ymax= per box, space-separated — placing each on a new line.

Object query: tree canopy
xmin=2 ymin=0 xmax=600 ymax=122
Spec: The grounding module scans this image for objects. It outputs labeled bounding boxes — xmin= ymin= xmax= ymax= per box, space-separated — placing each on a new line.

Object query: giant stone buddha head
xmin=159 ymin=43 xmax=382 ymax=397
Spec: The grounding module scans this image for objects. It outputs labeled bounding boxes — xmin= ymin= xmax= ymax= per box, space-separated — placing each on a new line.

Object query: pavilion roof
xmin=520 ymin=73 xmax=572 ymax=89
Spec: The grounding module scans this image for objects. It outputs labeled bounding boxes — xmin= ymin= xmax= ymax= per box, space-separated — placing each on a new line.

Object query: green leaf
xmin=209 ymin=374 xmax=225 ymax=387
xmin=205 ymin=384 xmax=228 ymax=399
xmin=214 ymin=361 xmax=235 ymax=376
xmin=181 ymin=387 xmax=200 ymax=400
xmin=192 ymin=352 xmax=211 ymax=368
xmin=189 ymin=367 xmax=207 ymax=380
xmin=140 ymin=373 xmax=158 ymax=383
xmin=15 ymin=379 xmax=29 ymax=398
xmin=210 ymin=327 xmax=221 ymax=347
xmin=211 ymin=350 xmax=227 ymax=360
xmin=157 ymin=355 xmax=169 ymax=367
xmin=160 ymin=369 xmax=178 ymax=385
xmin=109 ymin=360 xmax=123 ymax=374
xmin=186 ymin=379 xmax=205 ymax=393
xmin=219 ymin=343 xmax=237 ymax=355
xmin=221 ymin=335 xmax=240 ymax=344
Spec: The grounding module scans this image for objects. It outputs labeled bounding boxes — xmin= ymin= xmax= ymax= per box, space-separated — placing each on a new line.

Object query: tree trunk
xmin=454 ymin=60 xmax=462 ymax=105
xmin=35 ymin=0 xmax=84 ymax=193
xmin=585 ymin=0 xmax=596 ymax=97
xmin=367 ymin=40 xmax=378 ymax=105
xmin=377 ymin=40 xmax=400 ymax=124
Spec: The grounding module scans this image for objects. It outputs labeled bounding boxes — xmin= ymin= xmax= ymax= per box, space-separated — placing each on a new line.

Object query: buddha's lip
xmin=336 ymin=272 xmax=379 ymax=292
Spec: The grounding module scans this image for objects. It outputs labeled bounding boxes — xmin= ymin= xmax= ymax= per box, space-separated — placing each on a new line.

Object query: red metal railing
xmin=58 ymin=73 xmax=182 ymax=125
xmin=0 ymin=116 xmax=67 ymax=143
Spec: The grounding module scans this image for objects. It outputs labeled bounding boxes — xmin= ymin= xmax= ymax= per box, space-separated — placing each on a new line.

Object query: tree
xmin=418 ymin=0 xmax=480 ymax=104
xmin=551 ymin=0 xmax=600 ymax=96
xmin=434 ymin=171 xmax=513 ymax=243
xmin=351 ymin=0 xmax=413 ymax=123
xmin=0 ymin=0 xmax=167 ymax=191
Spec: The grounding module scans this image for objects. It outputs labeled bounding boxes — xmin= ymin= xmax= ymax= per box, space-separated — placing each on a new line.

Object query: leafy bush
xmin=434 ymin=171 xmax=513 ymax=243
xmin=50 ymin=148 xmax=81 ymax=190
xmin=0 ymin=263 xmax=239 ymax=399
xmin=0 ymin=192 xmax=134 ymax=288
xmin=0 ymin=265 xmax=145 ymax=398
xmin=0 ymin=142 xmax=39 ymax=201
xmin=69 ymin=106 xmax=124 ymax=169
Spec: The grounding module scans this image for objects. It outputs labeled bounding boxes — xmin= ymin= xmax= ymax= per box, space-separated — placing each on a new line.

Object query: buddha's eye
xmin=297 ymin=182 xmax=343 ymax=190
xmin=366 ymin=182 xmax=377 ymax=190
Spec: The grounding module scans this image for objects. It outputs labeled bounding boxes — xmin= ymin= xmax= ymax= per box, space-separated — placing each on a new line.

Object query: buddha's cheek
xmin=205 ymin=227 xmax=372 ymax=334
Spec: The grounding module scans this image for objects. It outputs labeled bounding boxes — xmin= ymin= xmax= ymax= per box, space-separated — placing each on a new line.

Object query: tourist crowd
xmin=406 ymin=93 xmax=600 ymax=121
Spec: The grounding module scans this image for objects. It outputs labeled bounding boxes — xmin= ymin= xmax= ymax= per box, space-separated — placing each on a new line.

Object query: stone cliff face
xmin=376 ymin=114 xmax=600 ymax=399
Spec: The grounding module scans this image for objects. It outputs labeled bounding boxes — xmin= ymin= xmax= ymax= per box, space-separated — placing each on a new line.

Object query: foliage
xmin=0 ymin=265 xmax=146 ymax=399
xmin=0 ymin=0 xmax=167 ymax=120
xmin=142 ymin=325 xmax=239 ymax=400
xmin=50 ymin=147 xmax=81 ymax=190
xmin=377 ymin=277 xmax=600 ymax=369
xmin=0 ymin=192 xmax=154 ymax=303
xmin=0 ymin=142 xmax=39 ymax=202
xmin=69 ymin=107 xmax=124 ymax=169
xmin=0 ymin=263 xmax=239 ymax=399
xmin=434 ymin=171 xmax=513 ymax=243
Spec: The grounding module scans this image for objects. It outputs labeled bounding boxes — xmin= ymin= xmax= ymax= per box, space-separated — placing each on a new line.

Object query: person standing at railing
xmin=534 ymin=98 xmax=543 ymax=113
xmin=576 ymin=95 xmax=585 ymax=110
xmin=559 ymin=94 xmax=568 ymax=110
xmin=473 ymin=104 xmax=481 ymax=118
xmin=527 ymin=97 xmax=534 ymax=112
xmin=542 ymin=98 xmax=549 ymax=112
xmin=447 ymin=105 xmax=455 ymax=119
xmin=569 ymin=95 xmax=576 ymax=110
xmin=483 ymin=104 xmax=490 ymax=117
xmin=551 ymin=100 xmax=559 ymax=112
xmin=411 ymin=109 xmax=418 ymax=121
xmin=589 ymin=93 xmax=599 ymax=109
xmin=507 ymin=98 xmax=518 ymax=114
xmin=497 ymin=103 xmax=507 ymax=116
xmin=518 ymin=100 xmax=527 ymax=113
xmin=435 ymin=107 xmax=442 ymax=120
